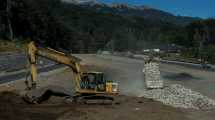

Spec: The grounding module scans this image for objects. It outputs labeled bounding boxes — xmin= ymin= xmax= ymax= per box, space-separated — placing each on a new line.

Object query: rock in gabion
xmin=143 ymin=58 xmax=163 ymax=89
xmin=139 ymin=84 xmax=215 ymax=110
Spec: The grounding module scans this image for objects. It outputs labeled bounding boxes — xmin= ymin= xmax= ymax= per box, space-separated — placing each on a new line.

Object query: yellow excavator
xmin=23 ymin=41 xmax=118 ymax=104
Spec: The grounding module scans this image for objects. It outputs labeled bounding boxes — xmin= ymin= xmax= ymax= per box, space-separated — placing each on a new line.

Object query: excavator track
xmin=71 ymin=95 xmax=114 ymax=104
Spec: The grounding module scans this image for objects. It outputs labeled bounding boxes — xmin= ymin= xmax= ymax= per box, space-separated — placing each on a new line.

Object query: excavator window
xmin=80 ymin=73 xmax=106 ymax=91
xmin=94 ymin=73 xmax=106 ymax=91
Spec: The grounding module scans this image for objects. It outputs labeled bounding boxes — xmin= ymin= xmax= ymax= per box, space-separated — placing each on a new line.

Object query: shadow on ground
xmin=162 ymin=72 xmax=201 ymax=81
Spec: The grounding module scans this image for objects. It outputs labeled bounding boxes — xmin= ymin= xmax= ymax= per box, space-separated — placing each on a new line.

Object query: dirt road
xmin=76 ymin=54 xmax=215 ymax=99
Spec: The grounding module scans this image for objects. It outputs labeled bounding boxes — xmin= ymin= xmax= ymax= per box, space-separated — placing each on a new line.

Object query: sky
xmin=99 ymin=0 xmax=215 ymax=18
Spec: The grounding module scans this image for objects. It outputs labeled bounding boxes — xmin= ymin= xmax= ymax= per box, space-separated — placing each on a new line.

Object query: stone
xmin=143 ymin=57 xmax=163 ymax=89
xmin=139 ymin=84 xmax=215 ymax=110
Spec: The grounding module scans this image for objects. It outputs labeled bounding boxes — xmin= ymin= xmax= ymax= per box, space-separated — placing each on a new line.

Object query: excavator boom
xmin=27 ymin=41 xmax=82 ymax=91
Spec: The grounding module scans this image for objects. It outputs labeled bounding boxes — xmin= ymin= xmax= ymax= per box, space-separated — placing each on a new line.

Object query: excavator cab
xmin=80 ymin=72 xmax=118 ymax=94
xmin=81 ymin=72 xmax=105 ymax=90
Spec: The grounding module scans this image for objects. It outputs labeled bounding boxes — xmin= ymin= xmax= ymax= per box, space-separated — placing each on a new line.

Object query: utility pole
xmin=0 ymin=0 xmax=13 ymax=40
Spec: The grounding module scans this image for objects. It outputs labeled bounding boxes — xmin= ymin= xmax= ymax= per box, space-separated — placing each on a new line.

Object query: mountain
xmin=62 ymin=0 xmax=200 ymax=26
xmin=62 ymin=0 xmax=99 ymax=5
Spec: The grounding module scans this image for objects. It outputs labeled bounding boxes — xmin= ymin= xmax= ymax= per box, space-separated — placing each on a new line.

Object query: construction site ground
xmin=0 ymin=54 xmax=215 ymax=120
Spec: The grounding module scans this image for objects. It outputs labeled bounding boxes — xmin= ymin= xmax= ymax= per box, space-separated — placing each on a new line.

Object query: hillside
xmin=63 ymin=0 xmax=200 ymax=26
xmin=0 ymin=0 xmax=215 ymax=62
xmin=4 ymin=0 xmax=184 ymax=52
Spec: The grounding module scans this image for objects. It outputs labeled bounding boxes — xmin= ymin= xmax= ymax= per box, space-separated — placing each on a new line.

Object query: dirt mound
xmin=0 ymin=92 xmax=25 ymax=104
xmin=0 ymin=92 xmax=74 ymax=120
xmin=58 ymin=96 xmax=188 ymax=120
xmin=0 ymin=92 xmax=190 ymax=120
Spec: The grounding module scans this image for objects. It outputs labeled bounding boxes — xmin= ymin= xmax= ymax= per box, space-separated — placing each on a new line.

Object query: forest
xmin=0 ymin=0 xmax=215 ymax=62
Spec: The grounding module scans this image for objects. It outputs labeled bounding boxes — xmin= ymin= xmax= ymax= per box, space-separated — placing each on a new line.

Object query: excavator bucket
xmin=22 ymin=86 xmax=72 ymax=104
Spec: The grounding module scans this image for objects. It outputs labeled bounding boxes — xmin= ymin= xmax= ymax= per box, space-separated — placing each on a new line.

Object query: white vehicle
xmin=101 ymin=51 xmax=112 ymax=55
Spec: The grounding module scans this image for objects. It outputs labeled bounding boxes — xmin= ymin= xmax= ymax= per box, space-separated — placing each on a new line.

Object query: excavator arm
xmin=27 ymin=41 xmax=82 ymax=91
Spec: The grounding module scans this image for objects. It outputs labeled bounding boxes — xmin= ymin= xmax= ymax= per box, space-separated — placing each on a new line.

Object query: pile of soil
xmin=0 ymin=92 xmax=190 ymax=120
xmin=0 ymin=92 xmax=74 ymax=120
